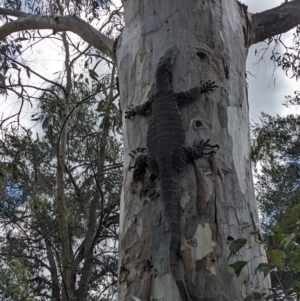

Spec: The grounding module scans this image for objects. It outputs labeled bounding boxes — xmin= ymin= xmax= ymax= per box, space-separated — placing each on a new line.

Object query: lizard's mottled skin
xmin=126 ymin=47 xmax=218 ymax=301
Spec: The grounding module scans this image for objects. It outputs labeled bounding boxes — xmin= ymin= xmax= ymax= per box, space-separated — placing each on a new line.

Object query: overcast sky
xmin=1 ymin=1 xmax=298 ymax=130
xmin=242 ymin=0 xmax=299 ymax=122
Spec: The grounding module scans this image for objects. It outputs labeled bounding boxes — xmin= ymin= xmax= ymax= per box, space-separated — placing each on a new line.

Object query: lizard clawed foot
xmin=193 ymin=139 xmax=219 ymax=156
xmin=200 ymin=80 xmax=218 ymax=93
xmin=125 ymin=104 xmax=136 ymax=120
xmin=129 ymin=148 xmax=149 ymax=181
xmin=129 ymin=148 xmax=159 ymax=182
xmin=129 ymin=148 xmax=147 ymax=161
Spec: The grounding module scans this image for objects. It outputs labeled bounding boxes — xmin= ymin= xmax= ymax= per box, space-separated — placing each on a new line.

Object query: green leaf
xmin=26 ymin=68 xmax=30 ymax=79
xmin=280 ymin=233 xmax=295 ymax=249
xmin=102 ymin=82 xmax=107 ymax=96
xmin=30 ymin=117 xmax=40 ymax=121
xmin=254 ymin=263 xmax=274 ymax=277
xmin=96 ymin=99 xmax=106 ymax=112
xmin=282 ymin=210 xmax=298 ymax=228
xmin=240 ymin=222 xmax=251 ymax=230
xmin=0 ymin=74 xmax=5 ymax=86
xmin=290 ymin=209 xmax=298 ymax=222
xmin=244 ymin=294 xmax=253 ymax=301
xmin=11 ymin=62 xmax=18 ymax=70
xmin=252 ymin=292 xmax=263 ymax=299
xmin=245 ymin=292 xmax=268 ymax=301
xmin=285 ymin=280 xmax=299 ymax=290
xmin=14 ymin=37 xmax=29 ymax=42
xmin=88 ymin=69 xmax=98 ymax=80
xmin=0 ymin=168 xmax=7 ymax=189
xmin=229 ymin=260 xmax=248 ymax=277
xmin=229 ymin=238 xmax=247 ymax=258
xmin=269 ymin=250 xmax=285 ymax=267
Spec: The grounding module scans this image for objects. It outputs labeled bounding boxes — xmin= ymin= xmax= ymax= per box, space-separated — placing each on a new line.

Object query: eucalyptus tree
xmin=251 ymin=92 xmax=300 ymax=300
xmin=0 ymin=78 xmax=122 ymax=300
xmin=252 ymin=93 xmax=300 ymax=230
xmin=0 ymin=1 xmax=122 ymax=300
xmin=1 ymin=1 xmax=300 ymax=300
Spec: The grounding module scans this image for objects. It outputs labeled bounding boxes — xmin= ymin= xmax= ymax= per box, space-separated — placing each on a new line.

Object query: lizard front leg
xmin=173 ymin=139 xmax=219 ymax=172
xmin=125 ymin=99 xmax=152 ymax=119
xmin=129 ymin=148 xmax=159 ymax=181
xmin=176 ymin=80 xmax=218 ymax=104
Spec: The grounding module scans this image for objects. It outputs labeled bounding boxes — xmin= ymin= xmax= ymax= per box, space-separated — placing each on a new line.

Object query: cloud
xmin=241 ymin=0 xmax=299 ymax=120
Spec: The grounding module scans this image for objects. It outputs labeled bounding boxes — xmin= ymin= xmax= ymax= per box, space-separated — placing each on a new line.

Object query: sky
xmin=242 ymin=0 xmax=299 ymax=122
xmin=1 ymin=0 xmax=299 ymax=131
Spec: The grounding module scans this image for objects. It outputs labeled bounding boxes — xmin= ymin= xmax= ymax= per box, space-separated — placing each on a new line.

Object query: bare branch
xmin=0 ymin=9 xmax=115 ymax=59
xmin=0 ymin=8 xmax=29 ymax=18
xmin=5 ymin=56 xmax=67 ymax=93
xmin=250 ymin=0 xmax=300 ymax=44
xmin=5 ymin=84 xmax=61 ymax=99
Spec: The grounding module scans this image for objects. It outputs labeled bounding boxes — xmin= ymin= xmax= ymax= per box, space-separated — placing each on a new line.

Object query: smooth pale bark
xmin=116 ymin=1 xmax=274 ymax=300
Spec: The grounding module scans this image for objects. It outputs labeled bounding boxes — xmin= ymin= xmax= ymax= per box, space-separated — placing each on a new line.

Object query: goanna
xmin=126 ymin=46 xmax=218 ymax=301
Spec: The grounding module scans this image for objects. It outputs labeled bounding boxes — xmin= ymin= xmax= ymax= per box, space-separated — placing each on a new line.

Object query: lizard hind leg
xmin=129 ymin=148 xmax=159 ymax=181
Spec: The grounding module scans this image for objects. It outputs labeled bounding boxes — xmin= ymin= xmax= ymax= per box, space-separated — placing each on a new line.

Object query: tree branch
xmin=0 ymin=8 xmax=29 ymax=18
xmin=251 ymin=0 xmax=300 ymax=44
xmin=5 ymin=56 xmax=67 ymax=94
xmin=0 ymin=8 xmax=115 ymax=59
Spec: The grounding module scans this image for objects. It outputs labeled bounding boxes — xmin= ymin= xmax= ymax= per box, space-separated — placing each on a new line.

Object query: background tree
xmin=0 ymin=1 xmax=123 ymax=300
xmin=1 ymin=0 xmax=300 ymax=300
xmin=251 ymin=91 xmax=300 ymax=300
xmin=0 ymin=78 xmax=122 ymax=300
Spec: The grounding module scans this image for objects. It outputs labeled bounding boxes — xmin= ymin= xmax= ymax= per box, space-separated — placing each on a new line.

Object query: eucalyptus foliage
xmin=251 ymin=91 xmax=300 ymax=300
xmin=0 ymin=75 xmax=122 ymax=300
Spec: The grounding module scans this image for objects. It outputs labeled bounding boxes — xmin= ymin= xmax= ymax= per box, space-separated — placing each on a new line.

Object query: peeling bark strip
xmin=126 ymin=47 xmax=218 ymax=301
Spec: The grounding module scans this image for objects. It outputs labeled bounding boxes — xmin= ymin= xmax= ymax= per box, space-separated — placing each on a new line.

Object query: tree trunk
xmin=57 ymin=31 xmax=72 ymax=301
xmin=116 ymin=0 xmax=270 ymax=300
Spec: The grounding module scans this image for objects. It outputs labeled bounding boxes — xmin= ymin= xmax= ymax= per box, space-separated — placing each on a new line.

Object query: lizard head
xmin=155 ymin=46 xmax=179 ymax=92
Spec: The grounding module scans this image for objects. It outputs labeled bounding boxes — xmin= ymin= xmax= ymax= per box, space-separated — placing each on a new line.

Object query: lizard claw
xmin=125 ymin=104 xmax=136 ymax=119
xmin=207 ymin=143 xmax=219 ymax=149
xmin=200 ymin=80 xmax=218 ymax=93
xmin=136 ymin=147 xmax=147 ymax=152
xmin=193 ymin=139 xmax=219 ymax=156
xmin=129 ymin=147 xmax=147 ymax=160
xmin=128 ymin=147 xmax=148 ymax=181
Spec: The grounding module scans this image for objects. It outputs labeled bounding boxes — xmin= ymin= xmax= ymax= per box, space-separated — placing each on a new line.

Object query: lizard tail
xmin=162 ymin=177 xmax=189 ymax=301
xmin=169 ymin=222 xmax=190 ymax=301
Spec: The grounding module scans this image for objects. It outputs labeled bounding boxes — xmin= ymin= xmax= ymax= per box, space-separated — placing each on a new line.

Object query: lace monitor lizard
xmin=126 ymin=46 xmax=218 ymax=301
